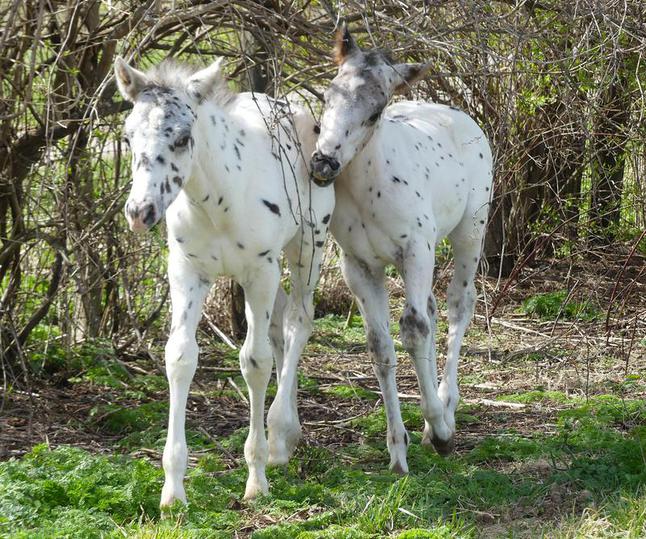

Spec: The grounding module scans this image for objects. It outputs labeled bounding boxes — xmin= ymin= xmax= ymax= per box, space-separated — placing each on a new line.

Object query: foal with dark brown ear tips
xmin=392 ymin=63 xmax=433 ymax=94
xmin=334 ymin=22 xmax=359 ymax=65
xmin=310 ymin=26 xmax=493 ymax=473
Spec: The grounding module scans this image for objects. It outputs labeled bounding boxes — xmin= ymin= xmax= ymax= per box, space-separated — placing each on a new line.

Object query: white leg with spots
xmin=341 ymin=253 xmax=409 ymax=473
xmin=161 ymin=263 xmax=210 ymax=508
xmin=240 ymin=264 xmax=281 ymax=499
xmin=267 ymin=231 xmax=325 ymax=465
xmin=438 ymin=233 xmax=482 ymax=437
xmin=399 ymin=242 xmax=453 ymax=456
xmin=270 ymin=287 xmax=287 ymax=381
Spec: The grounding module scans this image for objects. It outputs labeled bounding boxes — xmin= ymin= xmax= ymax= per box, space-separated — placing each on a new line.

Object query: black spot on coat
xmin=262 ymin=199 xmax=281 ymax=216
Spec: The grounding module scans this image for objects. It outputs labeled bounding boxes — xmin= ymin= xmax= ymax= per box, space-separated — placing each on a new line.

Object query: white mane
xmin=146 ymin=59 xmax=235 ymax=107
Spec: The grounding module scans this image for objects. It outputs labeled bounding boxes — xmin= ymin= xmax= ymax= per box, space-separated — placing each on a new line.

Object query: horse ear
xmin=334 ymin=22 xmax=359 ymax=65
xmin=392 ymin=62 xmax=432 ymax=94
xmin=186 ymin=58 xmax=226 ymax=104
xmin=114 ymin=56 xmax=149 ymax=102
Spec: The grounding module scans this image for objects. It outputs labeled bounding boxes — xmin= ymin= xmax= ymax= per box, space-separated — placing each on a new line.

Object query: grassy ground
xmin=1 ymin=261 xmax=645 ymax=538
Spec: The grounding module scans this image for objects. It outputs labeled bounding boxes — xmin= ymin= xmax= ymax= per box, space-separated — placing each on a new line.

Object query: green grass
xmin=3 ymin=315 xmax=645 ymax=537
xmin=521 ymin=290 xmax=601 ymax=321
xmin=2 ymin=392 xmax=644 ymax=538
xmin=323 ymin=384 xmax=379 ymax=401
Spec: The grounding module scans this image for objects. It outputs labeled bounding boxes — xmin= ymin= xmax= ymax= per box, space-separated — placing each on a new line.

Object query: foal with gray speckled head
xmin=115 ymin=57 xmax=334 ymax=504
xmin=311 ymin=26 xmax=492 ymax=473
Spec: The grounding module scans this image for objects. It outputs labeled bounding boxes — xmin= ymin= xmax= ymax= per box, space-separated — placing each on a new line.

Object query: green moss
xmin=324 ymin=384 xmax=378 ymax=401
xmin=467 ymin=434 xmax=544 ymax=463
xmin=498 ymin=389 xmax=576 ymax=404
xmin=521 ymin=290 xmax=600 ymax=321
xmin=297 ymin=525 xmax=374 ymax=538
xmin=299 ymin=374 xmax=321 ymax=394
xmin=91 ymin=401 xmax=169 ymax=435
xmin=311 ymin=314 xmax=367 ymax=352
xmin=396 ymin=525 xmax=471 ymax=538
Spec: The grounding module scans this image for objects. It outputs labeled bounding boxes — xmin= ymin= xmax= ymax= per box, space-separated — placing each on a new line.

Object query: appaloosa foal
xmin=310 ymin=26 xmax=493 ymax=474
xmin=114 ymin=57 xmax=334 ymax=504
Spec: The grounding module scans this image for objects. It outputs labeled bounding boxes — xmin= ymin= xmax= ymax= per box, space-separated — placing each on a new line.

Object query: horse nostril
xmin=328 ymin=158 xmax=340 ymax=171
xmin=126 ymin=203 xmax=139 ymax=220
xmin=141 ymin=203 xmax=156 ymax=226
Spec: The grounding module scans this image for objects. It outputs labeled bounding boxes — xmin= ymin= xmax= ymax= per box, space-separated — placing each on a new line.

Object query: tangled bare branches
xmin=1 ymin=1 xmax=644 ymax=386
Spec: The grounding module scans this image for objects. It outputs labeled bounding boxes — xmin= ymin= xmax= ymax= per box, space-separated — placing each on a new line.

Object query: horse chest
xmin=167 ymin=194 xmax=295 ymax=280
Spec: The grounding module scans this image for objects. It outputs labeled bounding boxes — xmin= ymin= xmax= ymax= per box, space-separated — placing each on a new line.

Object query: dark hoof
xmin=430 ymin=435 xmax=455 ymax=457
xmin=389 ymin=460 xmax=408 ymax=475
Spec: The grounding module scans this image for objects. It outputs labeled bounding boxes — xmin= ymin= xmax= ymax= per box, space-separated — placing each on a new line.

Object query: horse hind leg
xmin=399 ymin=243 xmax=453 ymax=456
xmin=439 ymin=223 xmax=485 ymax=438
xmin=341 ymin=253 xmax=409 ymax=474
xmin=270 ymin=287 xmax=287 ymax=381
xmin=267 ymin=231 xmax=324 ymax=466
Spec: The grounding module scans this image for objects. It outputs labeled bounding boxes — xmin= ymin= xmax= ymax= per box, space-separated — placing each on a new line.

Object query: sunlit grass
xmin=1 ymin=388 xmax=644 ymax=538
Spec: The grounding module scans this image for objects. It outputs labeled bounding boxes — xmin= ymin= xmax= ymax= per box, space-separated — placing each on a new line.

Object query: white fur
xmin=311 ymin=41 xmax=492 ymax=472
xmin=115 ymin=58 xmax=334 ymax=504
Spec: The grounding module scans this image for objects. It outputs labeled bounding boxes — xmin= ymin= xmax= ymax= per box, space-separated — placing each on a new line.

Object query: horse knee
xmin=447 ymin=283 xmax=476 ymax=324
xmin=240 ymin=342 xmax=273 ymax=387
xmin=399 ymin=305 xmax=430 ymax=352
xmin=165 ymin=333 xmax=198 ymax=381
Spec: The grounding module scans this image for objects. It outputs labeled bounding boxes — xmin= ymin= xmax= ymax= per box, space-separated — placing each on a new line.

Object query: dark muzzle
xmin=125 ymin=200 xmax=158 ymax=233
xmin=310 ymin=152 xmax=340 ymax=187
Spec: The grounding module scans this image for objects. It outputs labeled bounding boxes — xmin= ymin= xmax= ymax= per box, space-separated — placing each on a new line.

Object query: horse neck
xmin=341 ymin=125 xmax=381 ymax=184
xmin=184 ymin=100 xmax=245 ymax=204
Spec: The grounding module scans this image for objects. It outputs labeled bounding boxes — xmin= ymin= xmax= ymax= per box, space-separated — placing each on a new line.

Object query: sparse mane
xmin=145 ymin=58 xmax=235 ymax=106
xmin=364 ymin=48 xmax=394 ymax=66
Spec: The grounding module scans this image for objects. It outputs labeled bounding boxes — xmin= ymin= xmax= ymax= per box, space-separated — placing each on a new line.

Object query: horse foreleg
xmin=161 ymin=262 xmax=210 ymax=507
xmin=267 ymin=232 xmax=325 ymax=466
xmin=240 ymin=264 xmax=280 ymax=499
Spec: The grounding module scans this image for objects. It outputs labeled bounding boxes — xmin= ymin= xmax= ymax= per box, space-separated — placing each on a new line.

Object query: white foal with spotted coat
xmin=310 ymin=26 xmax=493 ymax=473
xmin=114 ymin=57 xmax=334 ymax=504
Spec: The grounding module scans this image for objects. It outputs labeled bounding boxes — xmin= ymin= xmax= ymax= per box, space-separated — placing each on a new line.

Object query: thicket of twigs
xmin=1 ymin=1 xmax=644 ymax=386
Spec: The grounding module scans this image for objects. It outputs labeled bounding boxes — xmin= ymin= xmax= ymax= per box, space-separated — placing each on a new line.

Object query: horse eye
xmin=368 ymin=112 xmax=380 ymax=123
xmin=175 ymin=135 xmax=190 ymax=148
